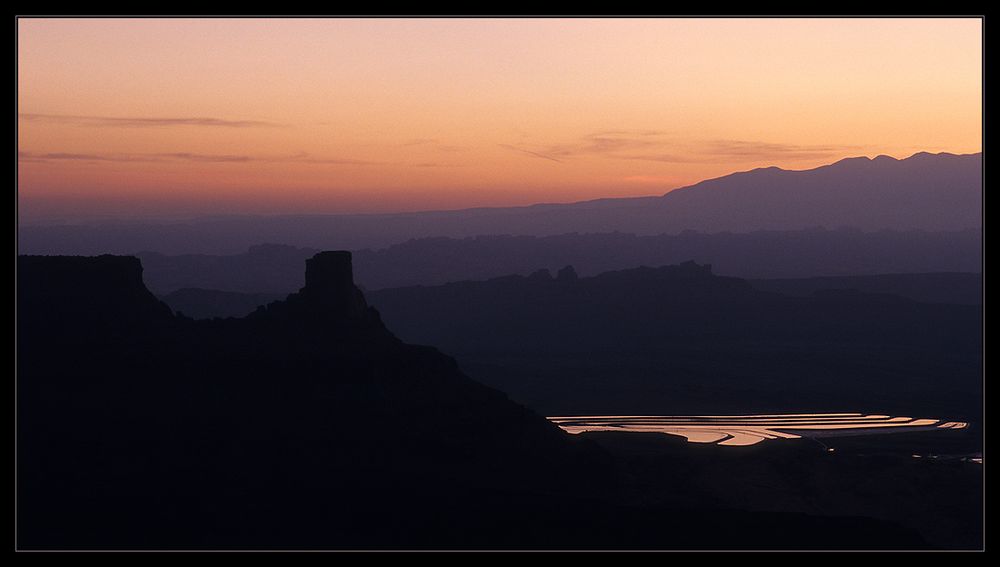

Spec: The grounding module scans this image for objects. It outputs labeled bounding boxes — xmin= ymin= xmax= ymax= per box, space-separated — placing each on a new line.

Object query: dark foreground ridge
xmin=368 ymin=261 xmax=982 ymax=421
xmin=18 ymin=253 xmax=929 ymax=549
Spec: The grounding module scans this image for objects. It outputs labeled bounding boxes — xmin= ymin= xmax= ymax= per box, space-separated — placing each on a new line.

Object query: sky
xmin=17 ymin=18 xmax=983 ymax=222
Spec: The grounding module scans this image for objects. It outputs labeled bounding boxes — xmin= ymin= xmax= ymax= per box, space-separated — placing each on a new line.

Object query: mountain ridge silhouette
xmin=128 ymin=227 xmax=980 ymax=295
xmin=19 ymin=151 xmax=982 ymax=255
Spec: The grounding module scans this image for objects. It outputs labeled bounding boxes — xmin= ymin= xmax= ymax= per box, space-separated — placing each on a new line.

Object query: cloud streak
xmin=18 ymin=151 xmax=119 ymax=162
xmin=697 ymin=140 xmax=863 ymax=162
xmin=19 ymin=113 xmax=283 ymax=128
xmin=399 ymin=138 xmax=468 ymax=152
xmin=18 ymin=150 xmax=374 ymax=165
xmin=411 ymin=162 xmax=464 ymax=168
xmin=498 ymin=144 xmax=563 ymax=163
xmin=502 ymin=131 xmax=862 ymax=164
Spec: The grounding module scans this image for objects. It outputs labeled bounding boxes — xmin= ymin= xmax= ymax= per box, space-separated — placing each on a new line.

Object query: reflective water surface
xmin=547 ymin=413 xmax=969 ymax=447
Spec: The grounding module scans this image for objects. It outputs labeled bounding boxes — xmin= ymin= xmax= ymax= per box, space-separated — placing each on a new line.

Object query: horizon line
xmin=18 ymin=149 xmax=981 ymax=226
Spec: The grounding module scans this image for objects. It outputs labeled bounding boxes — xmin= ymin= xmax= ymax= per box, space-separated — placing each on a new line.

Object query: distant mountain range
xmin=159 ymin=270 xmax=982 ymax=321
xmin=19 ymin=151 xmax=982 ymax=255
xmin=134 ymin=228 xmax=981 ymax=295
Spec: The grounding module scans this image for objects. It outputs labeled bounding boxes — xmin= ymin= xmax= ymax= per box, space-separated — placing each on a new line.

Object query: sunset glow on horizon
xmin=17 ymin=18 xmax=982 ymax=222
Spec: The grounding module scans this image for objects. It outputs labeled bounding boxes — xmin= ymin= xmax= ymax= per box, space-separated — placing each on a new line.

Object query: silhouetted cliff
xmin=17 ymin=253 xmax=934 ymax=549
xmin=18 ymin=254 xmax=174 ymax=335
xmin=17 ymin=252 xmax=618 ymax=549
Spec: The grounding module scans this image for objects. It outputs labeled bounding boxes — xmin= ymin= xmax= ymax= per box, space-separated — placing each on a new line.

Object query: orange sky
xmin=17 ymin=18 xmax=983 ymax=222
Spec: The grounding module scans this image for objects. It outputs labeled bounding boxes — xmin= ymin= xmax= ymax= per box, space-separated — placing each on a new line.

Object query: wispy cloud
xmin=498 ymin=144 xmax=563 ymax=163
xmin=411 ymin=162 xmax=464 ymax=168
xmin=589 ymin=129 xmax=671 ymax=137
xmin=502 ymin=131 xmax=862 ymax=164
xmin=284 ymin=152 xmax=376 ymax=165
xmin=616 ymin=153 xmax=699 ymax=164
xmin=154 ymin=152 xmax=254 ymax=163
xmin=18 ymin=150 xmax=375 ymax=165
xmin=18 ymin=151 xmax=119 ymax=162
xmin=622 ymin=174 xmax=677 ymax=184
xmin=566 ymin=135 xmax=661 ymax=155
xmin=19 ymin=113 xmax=283 ymax=128
xmin=399 ymin=138 xmax=468 ymax=152
xmin=502 ymin=131 xmax=665 ymax=163
xmin=400 ymin=138 xmax=437 ymax=147
xmin=699 ymin=140 xmax=863 ymax=162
